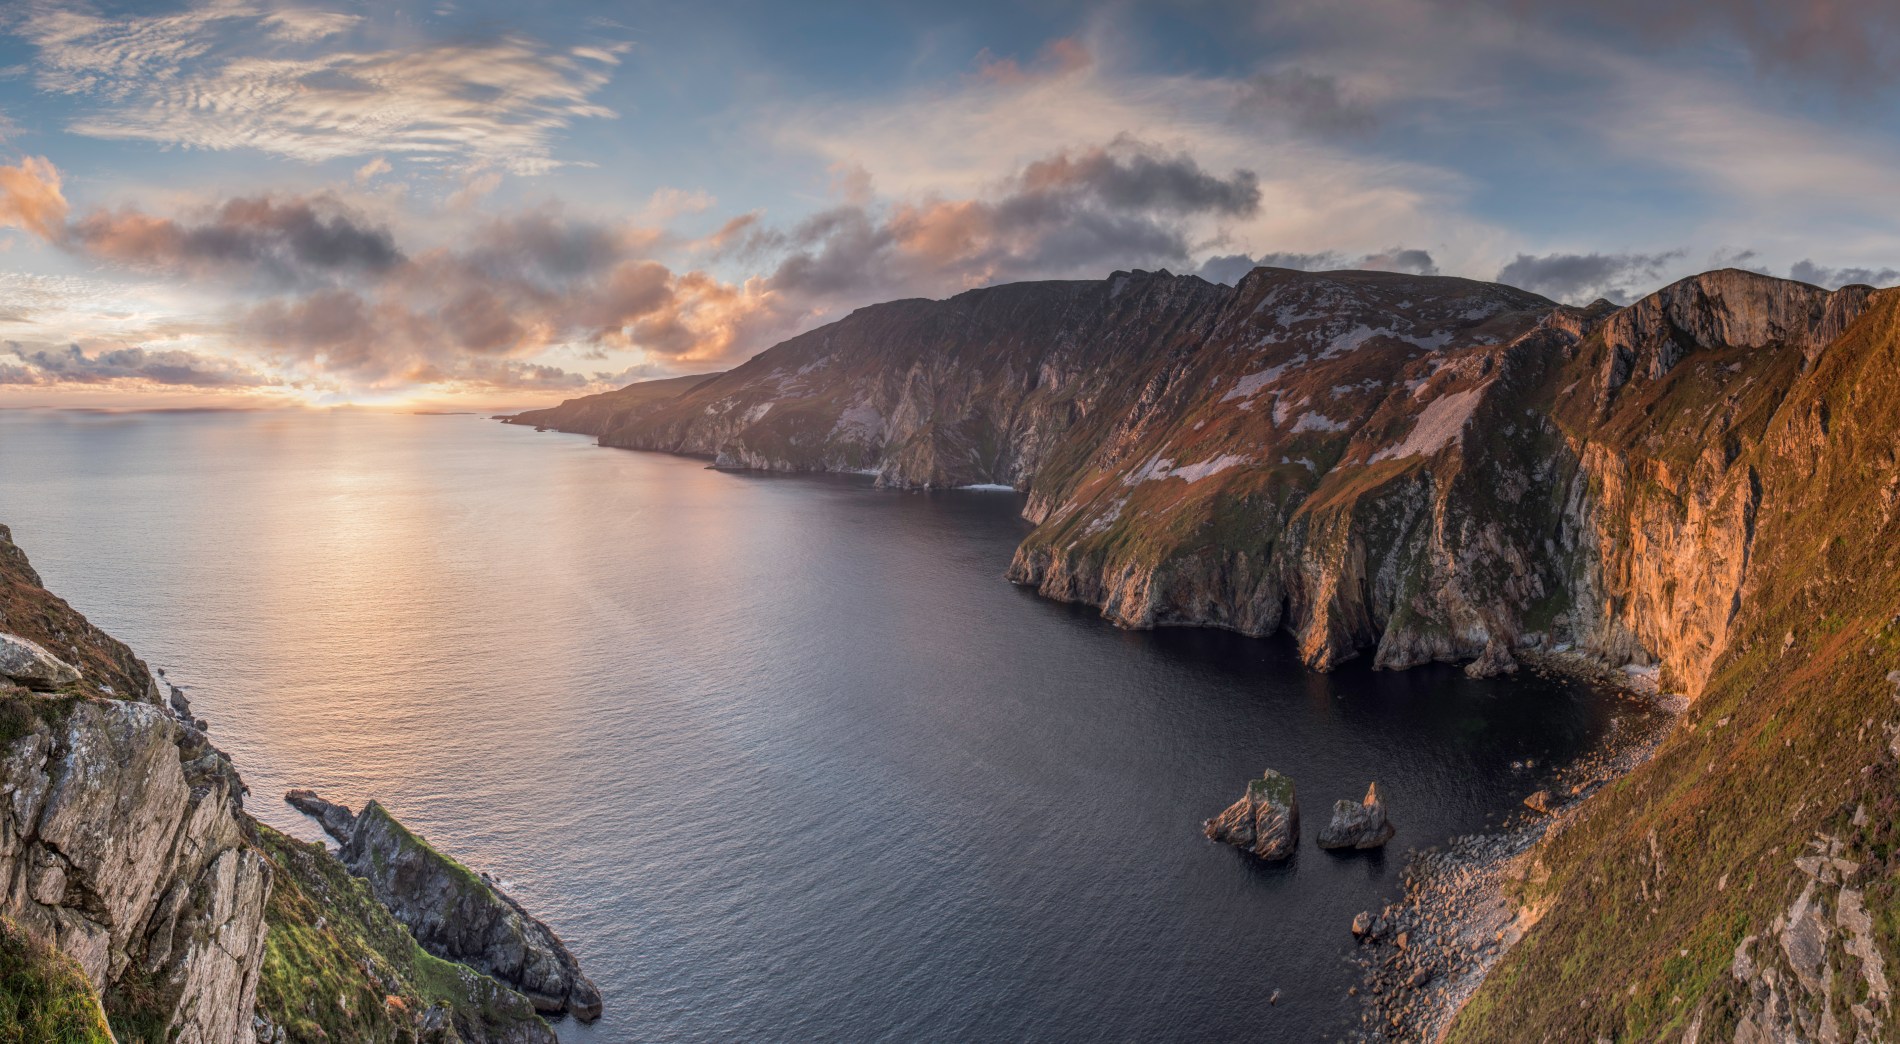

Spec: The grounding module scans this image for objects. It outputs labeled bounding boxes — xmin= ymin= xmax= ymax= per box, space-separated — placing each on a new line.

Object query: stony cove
xmin=510 ymin=262 xmax=1900 ymax=1041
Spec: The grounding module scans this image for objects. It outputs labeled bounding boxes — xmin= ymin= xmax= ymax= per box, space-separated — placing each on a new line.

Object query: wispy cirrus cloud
xmin=14 ymin=2 xmax=621 ymax=174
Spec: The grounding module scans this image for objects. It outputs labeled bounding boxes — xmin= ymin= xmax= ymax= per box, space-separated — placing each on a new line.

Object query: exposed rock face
xmin=1316 ymin=783 xmax=1395 ymax=850
xmin=0 ymin=523 xmax=271 ymax=1042
xmin=518 ymin=267 xmax=1877 ymax=692
xmin=1 ymin=701 xmax=270 ymax=1042
xmin=289 ymin=791 xmax=602 ymax=1022
xmin=0 ymin=632 xmax=80 ymax=690
xmin=1203 ymin=769 xmax=1300 ymax=859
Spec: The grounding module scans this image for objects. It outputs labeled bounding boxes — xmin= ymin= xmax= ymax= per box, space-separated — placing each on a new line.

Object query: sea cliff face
xmin=517 ymin=266 xmax=1876 ymax=696
xmin=1 ymin=523 xmax=582 ymax=1042
xmin=517 ymin=264 xmax=1900 ymax=1037
xmin=1 ymin=523 xmax=269 ymax=1042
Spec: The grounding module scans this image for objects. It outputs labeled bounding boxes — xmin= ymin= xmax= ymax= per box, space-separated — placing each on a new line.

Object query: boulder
xmin=1351 ymin=911 xmax=1373 ymax=937
xmin=1204 ymin=770 xmax=1300 ymax=860
xmin=1317 ymin=783 xmax=1397 ymax=850
xmin=1524 ymin=790 xmax=1554 ymax=815
xmin=0 ymin=631 xmax=81 ymax=690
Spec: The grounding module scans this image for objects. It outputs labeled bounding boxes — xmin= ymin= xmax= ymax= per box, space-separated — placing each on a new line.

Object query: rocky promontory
xmin=1204 ymin=770 xmax=1300 ymax=859
xmin=286 ymin=790 xmax=603 ymax=1022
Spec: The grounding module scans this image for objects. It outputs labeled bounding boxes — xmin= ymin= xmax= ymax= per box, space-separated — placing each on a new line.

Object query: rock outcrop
xmin=1316 ymin=783 xmax=1395 ymax=850
xmin=287 ymin=791 xmax=602 ymax=1022
xmin=0 ymin=632 xmax=81 ymax=690
xmin=1203 ymin=770 xmax=1300 ymax=859
xmin=0 ymin=525 xmax=271 ymax=1042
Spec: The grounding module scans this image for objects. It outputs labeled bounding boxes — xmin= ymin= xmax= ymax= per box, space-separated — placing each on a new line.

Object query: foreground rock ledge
xmin=1317 ymin=783 xmax=1396 ymax=850
xmin=1204 ymin=770 xmax=1301 ymax=860
xmin=286 ymin=789 xmax=603 ymax=1022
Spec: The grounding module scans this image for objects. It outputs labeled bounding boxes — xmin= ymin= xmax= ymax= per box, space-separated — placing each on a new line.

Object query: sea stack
xmin=1317 ymin=783 xmax=1396 ymax=850
xmin=1204 ymin=770 xmax=1301 ymax=860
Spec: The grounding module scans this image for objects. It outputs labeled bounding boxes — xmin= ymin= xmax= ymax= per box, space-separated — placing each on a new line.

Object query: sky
xmin=2 ymin=0 xmax=1900 ymax=409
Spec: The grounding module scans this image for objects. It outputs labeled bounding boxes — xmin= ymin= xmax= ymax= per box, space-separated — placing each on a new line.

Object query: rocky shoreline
xmin=1347 ymin=660 xmax=1680 ymax=1042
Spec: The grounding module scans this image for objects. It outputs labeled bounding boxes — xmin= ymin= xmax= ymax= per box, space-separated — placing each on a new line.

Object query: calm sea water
xmin=0 ymin=409 xmax=1636 ymax=1042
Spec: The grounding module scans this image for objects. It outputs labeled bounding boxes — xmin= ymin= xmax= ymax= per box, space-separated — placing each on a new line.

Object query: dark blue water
xmin=0 ymin=409 xmax=1634 ymax=1041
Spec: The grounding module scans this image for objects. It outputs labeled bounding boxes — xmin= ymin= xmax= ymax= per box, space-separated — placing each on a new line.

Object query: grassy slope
xmin=0 ymin=917 xmax=113 ymax=1044
xmin=1449 ymin=295 xmax=1900 ymax=1039
xmin=253 ymin=822 xmax=549 ymax=1044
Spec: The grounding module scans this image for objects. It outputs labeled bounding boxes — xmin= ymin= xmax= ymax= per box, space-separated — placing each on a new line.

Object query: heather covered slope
xmin=1448 ymin=284 xmax=1900 ymax=1042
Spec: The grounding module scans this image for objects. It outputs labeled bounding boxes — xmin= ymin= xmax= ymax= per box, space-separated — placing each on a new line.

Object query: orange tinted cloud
xmin=0 ymin=156 xmax=70 ymax=242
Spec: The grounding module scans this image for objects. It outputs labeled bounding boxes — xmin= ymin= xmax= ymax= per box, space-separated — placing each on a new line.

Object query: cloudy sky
xmin=2 ymin=0 xmax=1898 ymax=408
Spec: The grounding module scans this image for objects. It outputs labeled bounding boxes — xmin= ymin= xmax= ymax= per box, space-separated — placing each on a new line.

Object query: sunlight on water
xmin=0 ymin=409 xmax=1642 ymax=1041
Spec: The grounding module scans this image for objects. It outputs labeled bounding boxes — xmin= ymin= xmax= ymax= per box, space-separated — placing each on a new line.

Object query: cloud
xmin=353 ymin=157 xmax=391 ymax=185
xmin=17 ymin=7 xmax=619 ymax=173
xmin=260 ymin=9 xmax=362 ymax=43
xmin=0 ymin=156 xmax=70 ymax=241
xmin=1356 ymin=247 xmax=1438 ymax=276
xmin=1231 ymin=68 xmax=1378 ymax=135
xmin=66 ymin=195 xmax=404 ymax=289
xmin=1465 ymin=0 xmax=1900 ymax=91
xmin=0 ymin=342 xmax=278 ymax=388
xmin=1789 ymin=259 xmax=1900 ymax=289
xmin=748 ymin=136 xmax=1261 ymax=304
xmin=1195 ymin=247 xmax=1438 ymax=284
xmin=1495 ymin=250 xmax=1684 ymax=304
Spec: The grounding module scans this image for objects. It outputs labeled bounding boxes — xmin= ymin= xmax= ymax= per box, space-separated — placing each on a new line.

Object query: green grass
xmin=0 ymin=916 xmax=112 ymax=1044
xmin=252 ymin=821 xmax=547 ymax=1044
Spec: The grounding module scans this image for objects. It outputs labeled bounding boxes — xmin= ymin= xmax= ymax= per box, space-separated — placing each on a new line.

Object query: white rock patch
xmin=1369 ymin=386 xmax=1486 ymax=463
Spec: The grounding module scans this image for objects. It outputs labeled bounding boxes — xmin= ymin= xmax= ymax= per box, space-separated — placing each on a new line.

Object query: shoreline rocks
xmin=285 ymin=790 xmax=603 ymax=1022
xmin=1318 ymin=783 xmax=1397 ymax=850
xmin=1204 ymin=770 xmax=1301 ymax=860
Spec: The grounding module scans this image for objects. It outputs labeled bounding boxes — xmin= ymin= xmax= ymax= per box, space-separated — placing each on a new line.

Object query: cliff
xmin=286 ymin=792 xmax=601 ymax=1023
xmin=0 ymin=524 xmax=583 ymax=1042
xmin=1445 ymin=285 xmax=1900 ymax=1042
xmin=501 ymin=371 xmax=722 ymax=435
xmin=518 ymin=263 xmax=1900 ymax=1037
xmin=1 ymin=523 xmax=270 ymax=1043
xmin=520 ymin=265 xmax=1850 ymax=688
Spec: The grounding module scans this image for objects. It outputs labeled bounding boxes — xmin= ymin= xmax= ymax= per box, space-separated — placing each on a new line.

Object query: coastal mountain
xmin=514 ymin=264 xmax=1900 ymax=1040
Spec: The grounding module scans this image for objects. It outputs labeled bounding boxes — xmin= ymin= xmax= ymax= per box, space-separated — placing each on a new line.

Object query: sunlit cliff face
xmin=5 ymin=0 xmax=1900 ymax=410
